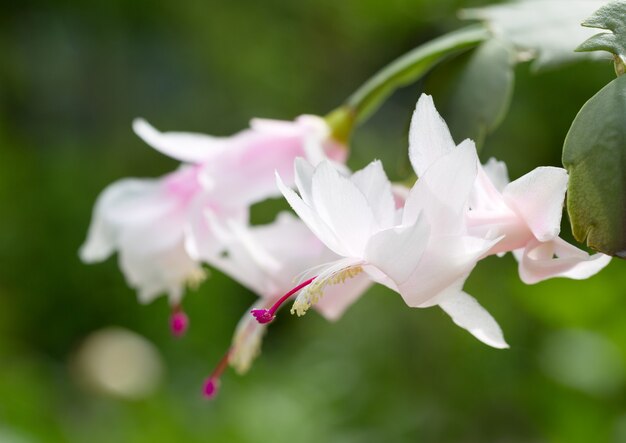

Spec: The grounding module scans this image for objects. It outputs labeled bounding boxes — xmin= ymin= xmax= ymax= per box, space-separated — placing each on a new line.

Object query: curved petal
xmin=133 ymin=118 xmax=231 ymax=163
xmin=397 ymin=235 xmax=500 ymax=307
xmin=80 ymin=178 xmax=182 ymax=262
xmin=311 ymin=161 xmax=376 ymax=256
xmin=408 ymin=94 xmax=456 ymax=177
xmin=350 ymin=160 xmax=396 ymax=230
xmin=364 ymin=213 xmax=430 ymax=285
xmin=517 ymin=237 xmax=612 ymax=284
xmin=437 ymin=289 xmax=509 ymax=349
xmin=482 ymin=157 xmax=510 ymax=192
xmin=503 ymin=166 xmax=568 ymax=242
xmin=403 ymin=139 xmax=478 ymax=235
xmin=119 ymin=240 xmax=204 ymax=306
xmin=294 ymin=157 xmax=315 ymax=205
xmin=276 ymin=171 xmax=347 ymax=256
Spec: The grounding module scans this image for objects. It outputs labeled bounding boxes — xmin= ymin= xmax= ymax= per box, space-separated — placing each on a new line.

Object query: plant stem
xmin=325 ymin=24 xmax=491 ymax=142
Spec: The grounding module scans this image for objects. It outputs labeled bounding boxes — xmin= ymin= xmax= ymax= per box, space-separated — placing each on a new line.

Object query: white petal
xmin=80 ymin=178 xmax=180 ymax=262
xmin=397 ymin=234 xmax=500 ymax=307
xmin=119 ymin=240 xmax=203 ymax=306
xmin=408 ymin=94 xmax=456 ymax=177
xmin=437 ymin=289 xmax=509 ymax=349
xmin=364 ymin=213 xmax=430 ymax=285
xmin=311 ymin=161 xmax=376 ymax=256
xmin=350 ymin=160 xmax=396 ymax=229
xmin=133 ymin=118 xmax=230 ymax=163
xmin=294 ymin=157 xmax=315 ymax=205
xmin=403 ymin=139 xmax=478 ymax=235
xmin=517 ymin=238 xmax=612 ymax=284
xmin=482 ymin=158 xmax=510 ymax=192
xmin=276 ymin=171 xmax=347 ymax=256
xmin=503 ymin=167 xmax=568 ymax=242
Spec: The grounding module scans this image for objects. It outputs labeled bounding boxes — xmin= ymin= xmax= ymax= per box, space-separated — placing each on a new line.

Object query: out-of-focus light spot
xmin=72 ymin=327 xmax=163 ymax=400
xmin=540 ymin=329 xmax=625 ymax=397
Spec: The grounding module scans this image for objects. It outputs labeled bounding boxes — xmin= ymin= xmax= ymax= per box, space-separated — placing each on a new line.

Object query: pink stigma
xmin=251 ymin=309 xmax=275 ymax=324
xmin=250 ymin=276 xmax=316 ymax=324
xmin=203 ymin=348 xmax=232 ymax=400
xmin=170 ymin=308 xmax=189 ymax=338
xmin=203 ymin=378 xmax=219 ymax=399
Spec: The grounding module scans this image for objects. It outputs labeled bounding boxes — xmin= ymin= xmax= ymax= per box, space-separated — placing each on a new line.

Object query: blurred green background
xmin=1 ymin=1 xmax=625 ymax=442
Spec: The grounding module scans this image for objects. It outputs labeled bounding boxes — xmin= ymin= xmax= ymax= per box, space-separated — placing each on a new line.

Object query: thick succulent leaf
xmin=577 ymin=0 xmax=626 ymax=70
xmin=562 ymin=74 xmax=626 ymax=257
xmin=462 ymin=0 xmax=610 ymax=70
xmin=427 ymin=39 xmax=515 ymax=149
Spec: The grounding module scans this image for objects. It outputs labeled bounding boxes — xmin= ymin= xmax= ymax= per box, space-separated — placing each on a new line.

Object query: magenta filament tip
xmin=251 ymin=309 xmax=275 ymax=324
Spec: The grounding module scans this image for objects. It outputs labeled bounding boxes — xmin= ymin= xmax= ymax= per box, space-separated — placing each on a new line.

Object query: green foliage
xmin=577 ymin=0 xmax=626 ymax=74
xmin=563 ymin=74 xmax=626 ymax=257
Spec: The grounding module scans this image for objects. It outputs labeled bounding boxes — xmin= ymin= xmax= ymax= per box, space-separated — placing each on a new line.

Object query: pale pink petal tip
xmin=203 ymin=378 xmax=219 ymax=399
xmin=250 ymin=309 xmax=275 ymax=324
xmin=170 ymin=311 xmax=189 ymax=337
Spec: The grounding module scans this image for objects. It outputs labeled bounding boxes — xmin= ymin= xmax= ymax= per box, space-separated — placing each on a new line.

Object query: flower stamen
xmin=292 ymin=265 xmax=363 ymax=317
xmin=250 ymin=277 xmax=317 ymax=324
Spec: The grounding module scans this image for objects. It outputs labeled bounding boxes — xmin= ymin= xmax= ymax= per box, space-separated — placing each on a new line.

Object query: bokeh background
xmin=1 ymin=1 xmax=625 ymax=442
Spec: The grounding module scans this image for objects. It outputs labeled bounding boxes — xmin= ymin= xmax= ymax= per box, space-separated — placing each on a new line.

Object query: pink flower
xmin=81 ymin=115 xmax=347 ymax=335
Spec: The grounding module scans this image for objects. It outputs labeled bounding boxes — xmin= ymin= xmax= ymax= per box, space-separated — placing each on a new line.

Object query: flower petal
xmin=80 ymin=178 xmax=183 ymax=262
xmin=350 ymin=160 xmax=396 ymax=229
xmin=436 ymin=289 xmax=509 ymax=349
xmin=294 ymin=157 xmax=315 ymax=205
xmin=503 ymin=166 xmax=568 ymax=242
xmin=482 ymin=157 xmax=510 ymax=192
xmin=408 ymin=94 xmax=456 ymax=177
xmin=516 ymin=237 xmax=612 ymax=284
xmin=133 ymin=118 xmax=230 ymax=163
xmin=364 ymin=213 xmax=430 ymax=285
xmin=276 ymin=171 xmax=347 ymax=256
xmin=403 ymin=139 xmax=478 ymax=235
xmin=311 ymin=161 xmax=376 ymax=256
xmin=397 ymin=234 xmax=500 ymax=307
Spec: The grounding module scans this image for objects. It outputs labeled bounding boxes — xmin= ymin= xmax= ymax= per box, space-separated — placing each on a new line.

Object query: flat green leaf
xmin=577 ymin=0 xmax=626 ymax=67
xmin=426 ymin=39 xmax=515 ymax=149
xmin=562 ymin=74 xmax=626 ymax=257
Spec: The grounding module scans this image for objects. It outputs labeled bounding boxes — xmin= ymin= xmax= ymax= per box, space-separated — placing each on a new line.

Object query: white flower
xmin=274 ymin=107 xmax=507 ymax=347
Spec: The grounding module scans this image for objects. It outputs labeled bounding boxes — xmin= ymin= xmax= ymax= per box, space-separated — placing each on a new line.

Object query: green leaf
xmin=426 ymin=38 xmax=515 ymax=150
xmin=562 ymin=74 xmax=626 ymax=257
xmin=577 ymin=0 xmax=626 ymax=68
